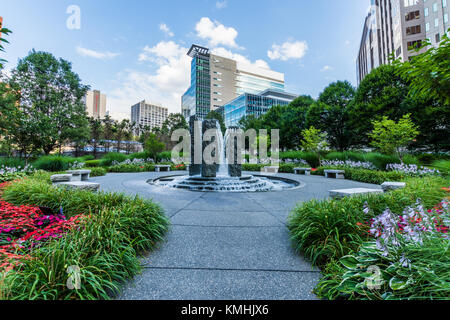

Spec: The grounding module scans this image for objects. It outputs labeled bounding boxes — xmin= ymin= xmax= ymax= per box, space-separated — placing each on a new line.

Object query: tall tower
xmin=85 ymin=90 xmax=107 ymax=119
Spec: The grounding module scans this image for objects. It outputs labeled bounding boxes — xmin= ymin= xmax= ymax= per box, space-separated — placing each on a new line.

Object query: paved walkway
xmin=90 ymin=171 xmax=381 ymax=300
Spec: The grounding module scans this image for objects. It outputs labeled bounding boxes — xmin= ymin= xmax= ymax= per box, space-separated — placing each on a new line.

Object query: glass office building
xmin=182 ymin=45 xmax=211 ymax=120
xmin=182 ymin=44 xmax=286 ymax=121
xmin=222 ymin=89 xmax=298 ymax=127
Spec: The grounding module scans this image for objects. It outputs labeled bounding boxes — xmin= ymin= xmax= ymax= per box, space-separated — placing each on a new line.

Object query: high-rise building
xmin=0 ymin=16 xmax=3 ymax=38
xmin=357 ymin=0 xmax=433 ymax=85
xmin=131 ymin=100 xmax=168 ymax=136
xmin=84 ymin=90 xmax=107 ymax=119
xmin=220 ymin=89 xmax=298 ymax=128
xmin=182 ymin=45 xmax=285 ymax=120
xmin=424 ymin=0 xmax=450 ymax=46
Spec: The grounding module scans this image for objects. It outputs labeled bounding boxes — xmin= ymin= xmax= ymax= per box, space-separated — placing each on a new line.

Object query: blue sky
xmin=1 ymin=0 xmax=369 ymax=119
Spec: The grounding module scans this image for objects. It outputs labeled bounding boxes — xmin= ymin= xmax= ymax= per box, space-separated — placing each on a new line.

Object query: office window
xmin=425 ymin=7 xmax=429 ymax=16
xmin=426 ymin=22 xmax=430 ymax=31
xmin=433 ymin=2 xmax=438 ymax=11
xmin=443 ymin=0 xmax=448 ymax=7
xmin=406 ymin=25 xmax=421 ymax=35
xmin=406 ymin=10 xmax=420 ymax=20
xmin=435 ymin=18 xmax=439 ymax=27
xmin=435 ymin=34 xmax=441 ymax=42
xmin=444 ymin=13 xmax=449 ymax=23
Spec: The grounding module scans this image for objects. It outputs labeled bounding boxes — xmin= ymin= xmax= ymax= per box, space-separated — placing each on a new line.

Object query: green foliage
xmin=300 ymin=127 xmax=328 ymax=166
xmin=315 ymin=237 xmax=450 ymax=300
xmin=432 ymin=160 xmax=450 ymax=176
xmin=288 ymin=177 xmax=447 ymax=268
xmin=0 ymin=25 xmax=12 ymax=69
xmin=7 ymin=50 xmax=90 ymax=155
xmin=144 ymin=134 xmax=165 ymax=162
xmin=0 ymin=157 xmax=26 ymax=168
xmin=206 ymin=110 xmax=226 ymax=133
xmin=100 ymin=152 xmax=128 ymax=166
xmin=306 ymin=81 xmax=355 ymax=151
xmin=32 ymin=155 xmax=78 ymax=172
xmin=279 ymin=151 xmax=320 ymax=168
xmin=84 ymin=159 xmax=102 ymax=167
xmin=1 ymin=176 xmax=169 ymax=299
xmin=108 ymin=163 xmax=155 ymax=173
xmin=161 ymin=113 xmax=188 ymax=137
xmin=89 ymin=167 xmax=107 ymax=177
xmin=394 ymin=31 xmax=450 ymax=105
xmin=369 ymin=114 xmax=419 ymax=160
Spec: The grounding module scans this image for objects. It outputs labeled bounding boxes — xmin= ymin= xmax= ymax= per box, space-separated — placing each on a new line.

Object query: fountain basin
xmin=149 ymin=174 xmax=301 ymax=193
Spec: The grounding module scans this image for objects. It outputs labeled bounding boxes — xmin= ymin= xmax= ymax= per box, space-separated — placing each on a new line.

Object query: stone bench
xmin=57 ymin=181 xmax=100 ymax=192
xmin=50 ymin=174 xmax=73 ymax=184
xmin=294 ymin=167 xmax=311 ymax=175
xmin=329 ymin=188 xmax=383 ymax=199
xmin=381 ymin=182 xmax=406 ymax=192
xmin=324 ymin=169 xmax=345 ymax=179
xmin=155 ymin=165 xmax=171 ymax=172
xmin=66 ymin=170 xmax=91 ymax=181
xmin=262 ymin=166 xmax=279 ymax=174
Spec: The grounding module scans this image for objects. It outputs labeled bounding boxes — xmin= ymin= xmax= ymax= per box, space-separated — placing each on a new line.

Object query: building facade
xmin=131 ymin=100 xmax=168 ymax=136
xmin=357 ymin=0 xmax=448 ymax=84
xmin=424 ymin=0 xmax=450 ymax=46
xmin=221 ymin=89 xmax=298 ymax=128
xmin=182 ymin=45 xmax=285 ymax=121
xmin=84 ymin=90 xmax=107 ymax=119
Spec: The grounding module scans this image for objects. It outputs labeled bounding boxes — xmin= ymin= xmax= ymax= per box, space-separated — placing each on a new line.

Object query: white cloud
xmin=195 ymin=17 xmax=240 ymax=48
xmin=267 ymin=40 xmax=308 ymax=61
xmin=344 ymin=40 xmax=351 ymax=46
xmin=159 ymin=23 xmax=174 ymax=37
xmin=211 ymin=47 xmax=270 ymax=70
xmin=76 ymin=46 xmax=120 ymax=59
xmin=107 ymin=41 xmax=191 ymax=119
xmin=321 ymin=65 xmax=333 ymax=72
xmin=216 ymin=1 xmax=227 ymax=9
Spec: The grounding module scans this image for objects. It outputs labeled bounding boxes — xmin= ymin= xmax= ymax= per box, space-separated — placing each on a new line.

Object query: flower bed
xmin=0 ymin=164 xmax=35 ymax=183
xmin=0 ymin=200 xmax=84 ymax=272
xmin=386 ymin=163 xmax=440 ymax=176
xmin=316 ymin=200 xmax=449 ymax=300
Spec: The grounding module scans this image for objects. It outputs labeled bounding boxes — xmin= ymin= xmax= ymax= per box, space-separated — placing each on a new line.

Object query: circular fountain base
xmin=150 ymin=174 xmax=300 ymax=192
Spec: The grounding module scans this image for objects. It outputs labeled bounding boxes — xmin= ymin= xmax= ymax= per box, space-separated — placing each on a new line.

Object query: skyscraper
xmin=356 ymin=0 xmax=439 ymax=85
xmin=131 ymin=101 xmax=168 ymax=136
xmin=84 ymin=90 xmax=107 ymax=119
xmin=182 ymin=45 xmax=285 ymax=120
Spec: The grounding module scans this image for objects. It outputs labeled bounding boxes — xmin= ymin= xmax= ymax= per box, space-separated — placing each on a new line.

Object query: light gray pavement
xmin=90 ymin=171 xmax=382 ymax=300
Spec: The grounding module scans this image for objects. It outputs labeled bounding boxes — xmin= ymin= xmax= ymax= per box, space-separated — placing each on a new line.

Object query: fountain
xmin=150 ymin=118 xmax=299 ymax=192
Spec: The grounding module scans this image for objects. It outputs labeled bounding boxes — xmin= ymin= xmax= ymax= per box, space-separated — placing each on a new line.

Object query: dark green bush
xmin=89 ymin=167 xmax=107 ymax=177
xmin=311 ymin=167 xmax=406 ymax=184
xmin=100 ymin=153 xmax=128 ymax=166
xmin=84 ymin=159 xmax=102 ymax=167
xmin=0 ymin=157 xmax=26 ymax=168
xmin=80 ymin=155 xmax=95 ymax=161
xmin=128 ymin=152 xmax=150 ymax=160
xmin=32 ymin=155 xmax=77 ymax=172
xmin=288 ymin=177 xmax=448 ymax=268
xmin=279 ymin=151 xmax=320 ymax=168
xmin=108 ymin=163 xmax=155 ymax=173
xmin=1 ymin=176 xmax=169 ymax=299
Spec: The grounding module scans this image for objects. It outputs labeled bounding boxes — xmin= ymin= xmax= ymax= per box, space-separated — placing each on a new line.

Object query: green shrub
xmin=89 ymin=167 xmax=107 ymax=177
xmin=402 ymin=154 xmax=419 ymax=165
xmin=364 ymin=153 xmax=400 ymax=170
xmin=0 ymin=157 xmax=26 ymax=168
xmin=128 ymin=152 xmax=150 ymax=160
xmin=325 ymin=151 xmax=366 ymax=162
xmin=100 ymin=153 xmax=128 ymax=166
xmin=157 ymin=151 xmax=173 ymax=162
xmin=417 ymin=153 xmax=438 ymax=164
xmin=315 ymin=236 xmax=450 ymax=300
xmin=242 ymin=164 xmax=264 ymax=172
xmin=279 ymin=151 xmax=320 ymax=168
xmin=84 ymin=159 xmax=102 ymax=167
xmin=311 ymin=167 xmax=406 ymax=184
xmin=432 ymin=160 xmax=450 ymax=176
xmin=0 ymin=176 xmax=169 ymax=299
xmin=288 ymin=177 xmax=448 ymax=268
xmin=79 ymin=155 xmax=95 ymax=161
xmin=32 ymin=155 xmax=78 ymax=172
xmin=108 ymin=163 xmax=155 ymax=173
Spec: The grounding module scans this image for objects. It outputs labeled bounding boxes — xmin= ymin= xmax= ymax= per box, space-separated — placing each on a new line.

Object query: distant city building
xmin=0 ymin=17 xmax=3 ymax=39
xmin=182 ymin=45 xmax=285 ymax=120
xmin=84 ymin=90 xmax=107 ymax=119
xmin=220 ymin=89 xmax=298 ymax=128
xmin=357 ymin=0 xmax=449 ymax=85
xmin=424 ymin=0 xmax=450 ymax=46
xmin=131 ymin=100 xmax=168 ymax=136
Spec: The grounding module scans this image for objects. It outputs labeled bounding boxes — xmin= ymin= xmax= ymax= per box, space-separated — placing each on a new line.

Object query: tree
xmin=206 ymin=110 xmax=226 ymax=133
xmin=161 ymin=113 xmax=188 ymax=136
xmin=394 ymin=31 xmax=450 ymax=105
xmin=0 ymin=24 xmax=12 ymax=69
xmin=89 ymin=117 xmax=103 ymax=158
xmin=300 ymin=126 xmax=329 ymax=166
xmin=9 ymin=50 xmax=89 ymax=154
xmin=115 ymin=119 xmax=129 ymax=153
xmin=369 ymin=114 xmax=419 ymax=162
xmin=102 ymin=115 xmax=115 ymax=153
xmin=144 ymin=133 xmax=165 ymax=162
xmin=307 ymin=81 xmax=355 ymax=151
